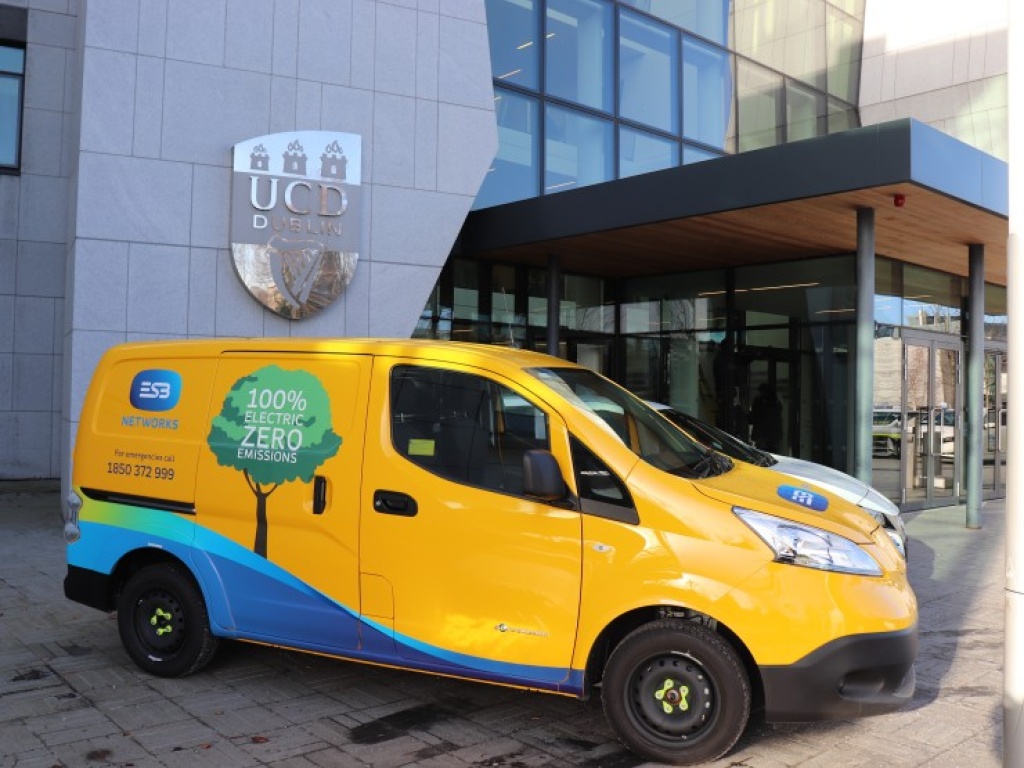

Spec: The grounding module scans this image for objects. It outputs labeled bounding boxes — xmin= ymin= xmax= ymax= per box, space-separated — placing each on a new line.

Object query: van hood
xmin=692 ymin=462 xmax=879 ymax=543
xmin=768 ymin=454 xmax=871 ymax=507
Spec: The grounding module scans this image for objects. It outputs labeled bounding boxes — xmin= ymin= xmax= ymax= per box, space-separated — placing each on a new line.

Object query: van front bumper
xmin=760 ymin=625 xmax=917 ymax=721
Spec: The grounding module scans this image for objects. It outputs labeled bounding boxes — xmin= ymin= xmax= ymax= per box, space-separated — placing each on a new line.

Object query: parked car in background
xmin=651 ymin=404 xmax=907 ymax=558
xmin=872 ymin=407 xmax=902 ymax=458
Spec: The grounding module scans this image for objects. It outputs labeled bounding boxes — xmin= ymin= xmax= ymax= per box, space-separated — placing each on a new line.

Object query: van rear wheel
xmin=602 ymin=619 xmax=750 ymax=765
xmin=117 ymin=563 xmax=219 ymax=677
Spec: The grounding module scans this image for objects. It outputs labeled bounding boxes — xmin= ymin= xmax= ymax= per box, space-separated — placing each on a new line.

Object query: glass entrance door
xmin=902 ymin=334 xmax=961 ymax=509
xmin=983 ymin=348 xmax=1007 ymax=498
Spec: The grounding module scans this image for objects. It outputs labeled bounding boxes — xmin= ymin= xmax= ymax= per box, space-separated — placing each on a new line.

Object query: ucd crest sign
xmin=230 ymin=131 xmax=362 ymax=319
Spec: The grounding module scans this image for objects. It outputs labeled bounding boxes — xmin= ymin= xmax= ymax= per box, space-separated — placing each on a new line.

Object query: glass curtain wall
xmin=476 ymin=0 xmax=861 ymax=209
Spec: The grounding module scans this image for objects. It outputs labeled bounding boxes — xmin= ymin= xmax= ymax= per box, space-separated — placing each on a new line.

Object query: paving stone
xmin=0 ymin=490 xmax=1010 ymax=767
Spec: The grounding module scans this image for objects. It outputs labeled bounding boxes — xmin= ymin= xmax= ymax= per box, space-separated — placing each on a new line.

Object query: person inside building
xmin=749 ymin=382 xmax=783 ymax=453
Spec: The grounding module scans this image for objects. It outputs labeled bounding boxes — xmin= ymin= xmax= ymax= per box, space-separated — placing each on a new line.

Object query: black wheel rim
xmin=133 ymin=588 xmax=186 ymax=655
xmin=627 ymin=652 xmax=716 ymax=742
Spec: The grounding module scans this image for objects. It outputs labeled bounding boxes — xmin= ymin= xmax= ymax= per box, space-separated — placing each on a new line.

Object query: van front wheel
xmin=117 ymin=563 xmax=219 ymax=677
xmin=602 ymin=619 xmax=750 ymax=765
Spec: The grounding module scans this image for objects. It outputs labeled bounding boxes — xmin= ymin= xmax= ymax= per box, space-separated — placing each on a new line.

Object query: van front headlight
xmin=734 ymin=507 xmax=882 ymax=577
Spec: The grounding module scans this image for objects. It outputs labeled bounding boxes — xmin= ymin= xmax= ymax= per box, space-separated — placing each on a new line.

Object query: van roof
xmin=102 ymin=338 xmax=580 ymax=373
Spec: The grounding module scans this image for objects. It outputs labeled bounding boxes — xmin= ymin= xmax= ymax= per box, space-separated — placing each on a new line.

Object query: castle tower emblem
xmin=249 ymin=143 xmax=269 ymax=171
xmin=320 ymin=140 xmax=347 ymax=180
xmin=283 ymin=140 xmax=307 ymax=175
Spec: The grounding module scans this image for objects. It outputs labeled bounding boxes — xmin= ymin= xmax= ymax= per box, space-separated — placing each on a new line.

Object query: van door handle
xmin=312 ymin=475 xmax=328 ymax=515
xmin=373 ymin=490 xmax=418 ymax=517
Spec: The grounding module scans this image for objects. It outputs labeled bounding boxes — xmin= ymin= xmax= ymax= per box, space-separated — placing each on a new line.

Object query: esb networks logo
xmin=130 ymin=370 xmax=182 ymax=411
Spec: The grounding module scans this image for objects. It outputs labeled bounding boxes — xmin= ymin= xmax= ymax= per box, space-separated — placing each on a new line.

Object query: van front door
xmin=359 ymin=358 xmax=583 ymax=688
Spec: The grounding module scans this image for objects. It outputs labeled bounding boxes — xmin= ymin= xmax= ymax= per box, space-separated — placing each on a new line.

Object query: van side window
xmin=570 ymin=436 xmax=639 ymax=524
xmin=391 ymin=365 xmax=550 ymax=495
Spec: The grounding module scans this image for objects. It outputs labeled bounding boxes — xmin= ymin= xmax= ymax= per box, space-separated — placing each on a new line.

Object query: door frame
xmin=900 ymin=330 xmax=962 ymax=511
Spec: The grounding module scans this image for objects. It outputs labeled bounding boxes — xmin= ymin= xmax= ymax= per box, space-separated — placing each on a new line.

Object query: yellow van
xmin=63 ymin=339 xmax=916 ymax=765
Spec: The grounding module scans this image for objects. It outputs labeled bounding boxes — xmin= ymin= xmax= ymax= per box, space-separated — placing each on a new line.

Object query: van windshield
xmin=527 ymin=367 xmax=730 ymax=478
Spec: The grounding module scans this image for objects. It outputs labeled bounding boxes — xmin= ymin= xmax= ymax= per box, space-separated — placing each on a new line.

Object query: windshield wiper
xmin=713 ymin=452 xmax=734 ymax=474
xmin=689 ymin=453 xmax=715 ymax=478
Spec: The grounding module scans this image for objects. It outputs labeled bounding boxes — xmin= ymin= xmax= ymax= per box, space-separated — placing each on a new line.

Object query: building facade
xmin=0 ymin=0 xmax=1009 ymax=514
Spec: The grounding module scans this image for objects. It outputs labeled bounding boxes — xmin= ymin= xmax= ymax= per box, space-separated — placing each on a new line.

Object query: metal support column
xmin=854 ymin=208 xmax=876 ymax=484
xmin=547 ymin=254 xmax=561 ymax=359
xmin=966 ymin=245 xmax=985 ymax=529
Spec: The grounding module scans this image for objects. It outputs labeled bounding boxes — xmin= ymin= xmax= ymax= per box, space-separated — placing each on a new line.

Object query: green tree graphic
xmin=207 ymin=365 xmax=342 ymax=557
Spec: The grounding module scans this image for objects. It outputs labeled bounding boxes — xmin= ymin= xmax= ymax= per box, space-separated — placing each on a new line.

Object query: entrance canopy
xmin=456 ymin=119 xmax=1008 ymax=284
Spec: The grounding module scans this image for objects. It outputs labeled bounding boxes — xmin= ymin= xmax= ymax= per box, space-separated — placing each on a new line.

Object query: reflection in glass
xmin=874 ymin=258 xmax=902 ymax=327
xmin=786 ymin=80 xmax=825 ymax=142
xmin=453 ymin=259 xmax=480 ymax=322
xmin=621 ymin=0 xmax=729 ymax=45
xmin=683 ymin=144 xmax=724 ymax=164
xmin=622 ymin=271 xmax=727 ymax=334
xmin=0 ymin=75 xmax=20 ymax=167
xmin=826 ymin=5 xmax=863 ymax=103
xmin=984 ymin=284 xmax=1007 ymax=341
xmin=474 ymin=88 xmax=539 ymax=209
xmin=736 ymin=59 xmax=783 ymax=151
xmin=682 ymin=37 xmax=734 ymax=151
xmin=563 ymin=274 xmax=612 ymax=332
xmin=545 ymin=0 xmax=613 ymax=113
xmin=902 ymin=264 xmax=964 ymax=334
xmin=733 ymin=0 xmax=825 ymax=91
xmin=544 ymin=104 xmax=613 ymax=193
xmin=0 ymin=46 xmax=23 ymax=169
xmin=735 ymin=256 xmax=855 ymax=326
xmin=620 ymin=126 xmax=679 ymax=178
xmin=828 ymin=96 xmax=860 ymax=134
xmin=619 ymin=9 xmax=678 ymax=134
xmin=486 ymin=0 xmax=539 ymax=90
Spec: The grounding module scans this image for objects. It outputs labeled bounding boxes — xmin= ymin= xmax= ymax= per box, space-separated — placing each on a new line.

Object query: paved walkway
xmin=0 ymin=482 xmax=1005 ymax=767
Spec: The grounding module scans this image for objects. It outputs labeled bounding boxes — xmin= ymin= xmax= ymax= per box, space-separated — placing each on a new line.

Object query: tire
xmin=117 ymin=563 xmax=219 ymax=677
xmin=602 ymin=619 xmax=750 ymax=766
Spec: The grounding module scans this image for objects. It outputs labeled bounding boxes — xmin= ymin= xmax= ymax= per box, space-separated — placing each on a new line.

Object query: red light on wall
xmin=894 ymin=193 xmax=906 ymax=208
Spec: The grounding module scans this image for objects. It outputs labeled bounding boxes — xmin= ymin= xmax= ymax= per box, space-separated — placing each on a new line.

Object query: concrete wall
xmin=860 ymin=0 xmax=1007 ymax=160
xmin=0 ymin=1 xmax=76 ymax=480
xmin=0 ymin=0 xmax=497 ymax=482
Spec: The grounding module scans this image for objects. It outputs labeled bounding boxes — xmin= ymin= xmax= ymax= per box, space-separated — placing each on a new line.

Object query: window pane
xmin=683 ymin=144 xmax=722 ymax=164
xmin=903 ymin=264 xmax=964 ymax=334
xmin=826 ymin=5 xmax=863 ymax=102
xmin=474 ymin=88 xmax=539 ymax=209
xmin=874 ymin=258 xmax=902 ymax=327
xmin=735 ymin=255 xmax=856 ymax=326
xmin=827 ymin=96 xmax=859 ymax=133
xmin=563 ymin=274 xmax=613 ymax=332
xmin=546 ymin=0 xmax=613 ymax=113
xmin=732 ymin=0 xmax=826 ymax=91
xmin=621 ymin=0 xmax=728 ymax=45
xmin=0 ymin=75 xmax=21 ymax=167
xmin=736 ymin=59 xmax=783 ymax=152
xmin=622 ymin=271 xmax=727 ymax=334
xmin=786 ymin=80 xmax=825 ymax=142
xmin=390 ymin=366 xmax=549 ymax=494
xmin=544 ymin=104 xmax=613 ymax=193
xmin=682 ymin=37 xmax=734 ymax=151
xmin=827 ymin=0 xmax=865 ymax=21
xmin=985 ymin=284 xmax=1007 ymax=342
xmin=620 ymin=126 xmax=679 ymax=178
xmin=486 ymin=0 xmax=539 ymax=90
xmin=0 ymin=46 xmax=24 ymax=74
xmin=619 ymin=9 xmax=678 ymax=134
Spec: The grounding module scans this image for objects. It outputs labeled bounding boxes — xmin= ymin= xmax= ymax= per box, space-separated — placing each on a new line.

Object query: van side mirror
xmin=522 ymin=449 xmax=567 ymax=502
